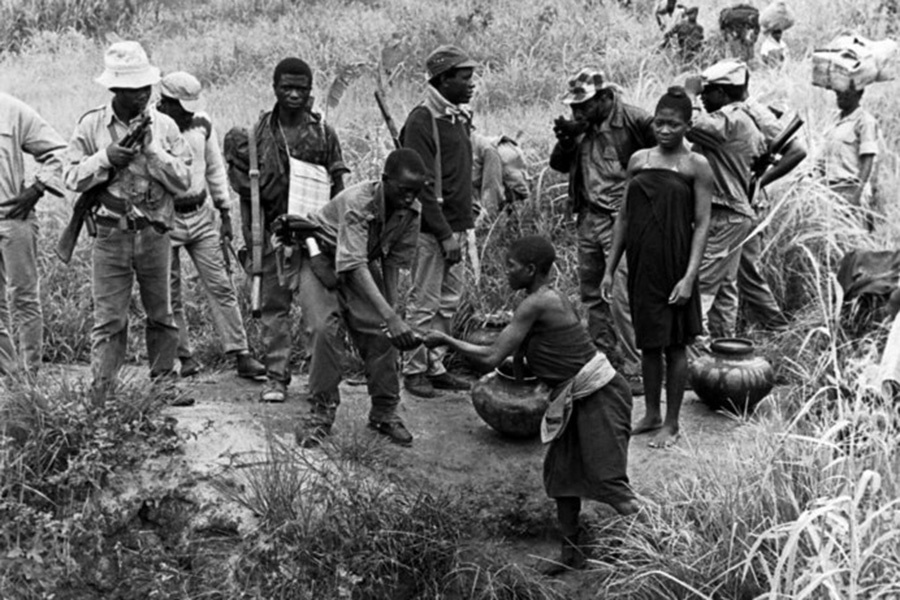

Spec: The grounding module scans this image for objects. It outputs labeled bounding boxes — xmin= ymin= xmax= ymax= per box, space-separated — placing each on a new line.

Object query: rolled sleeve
xmin=334 ymin=206 xmax=372 ymax=273
xmin=857 ymin=113 xmax=880 ymax=156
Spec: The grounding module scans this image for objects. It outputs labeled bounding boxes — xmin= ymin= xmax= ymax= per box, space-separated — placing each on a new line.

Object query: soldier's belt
xmin=174 ymin=190 xmax=208 ymax=214
xmin=95 ymin=214 xmax=151 ymax=231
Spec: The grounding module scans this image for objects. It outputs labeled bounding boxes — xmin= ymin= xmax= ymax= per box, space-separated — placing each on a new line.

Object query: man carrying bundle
xmin=224 ymin=57 xmax=349 ymax=403
xmin=64 ymin=41 xmax=194 ymax=402
xmin=816 ymin=85 xmax=881 ymax=229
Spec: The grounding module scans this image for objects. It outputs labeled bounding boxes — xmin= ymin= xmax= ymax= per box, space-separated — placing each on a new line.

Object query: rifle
xmin=374 ymin=90 xmax=401 ymax=149
xmin=56 ymin=113 xmax=152 ymax=264
xmin=248 ymin=125 xmax=263 ymax=318
xmin=220 ymin=234 xmax=235 ymax=278
xmin=748 ymin=113 xmax=804 ymax=204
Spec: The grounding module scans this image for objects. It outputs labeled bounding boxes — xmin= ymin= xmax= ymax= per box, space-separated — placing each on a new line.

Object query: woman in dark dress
xmin=424 ymin=236 xmax=638 ymax=575
xmin=601 ymin=87 xmax=713 ymax=449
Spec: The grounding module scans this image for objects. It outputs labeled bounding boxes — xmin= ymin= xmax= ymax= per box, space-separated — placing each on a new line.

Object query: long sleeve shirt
xmin=0 ymin=93 xmax=66 ymax=218
xmin=400 ymin=89 xmax=474 ymax=240
xmin=64 ymin=102 xmax=193 ymax=227
xmin=550 ymin=99 xmax=655 ymax=214
xmin=177 ymin=113 xmax=231 ymax=209
xmin=223 ymin=106 xmax=348 ymax=244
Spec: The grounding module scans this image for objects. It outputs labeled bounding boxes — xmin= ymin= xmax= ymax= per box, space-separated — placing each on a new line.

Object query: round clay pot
xmin=689 ymin=337 xmax=774 ymax=414
xmin=470 ymin=359 xmax=549 ymax=438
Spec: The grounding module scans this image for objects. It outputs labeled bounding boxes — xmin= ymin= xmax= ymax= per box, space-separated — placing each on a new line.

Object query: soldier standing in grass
xmin=289 ymin=148 xmax=427 ymax=448
xmin=816 ymin=84 xmax=880 ymax=230
xmin=224 ymin=57 xmax=348 ymax=404
xmin=549 ymin=68 xmax=655 ymax=397
xmin=156 ymin=71 xmax=266 ymax=380
xmin=686 ymin=60 xmax=805 ymax=339
xmin=64 ymin=41 xmax=194 ymax=403
xmin=401 ymin=44 xmax=477 ymax=399
xmin=0 ymin=93 xmax=66 ymax=378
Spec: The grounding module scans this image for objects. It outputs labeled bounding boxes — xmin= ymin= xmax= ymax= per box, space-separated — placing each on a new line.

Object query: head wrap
xmin=655 ymin=86 xmax=693 ymax=122
xmin=273 ymin=57 xmax=312 ymax=86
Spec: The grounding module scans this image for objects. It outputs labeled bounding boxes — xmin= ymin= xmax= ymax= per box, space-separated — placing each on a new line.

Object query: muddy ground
xmin=55 ymin=363 xmax=765 ymax=596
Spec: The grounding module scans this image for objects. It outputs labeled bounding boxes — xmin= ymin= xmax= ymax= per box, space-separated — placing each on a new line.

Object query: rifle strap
xmin=248 ymin=124 xmax=263 ymax=273
xmin=427 ymin=109 xmax=443 ymax=205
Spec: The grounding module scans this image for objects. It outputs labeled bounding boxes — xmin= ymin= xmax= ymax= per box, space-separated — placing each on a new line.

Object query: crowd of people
xmin=0 ymin=28 xmax=884 ymax=573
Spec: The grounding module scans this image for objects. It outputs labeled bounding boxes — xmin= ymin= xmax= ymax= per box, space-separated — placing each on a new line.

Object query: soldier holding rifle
xmin=224 ymin=57 xmax=348 ymax=404
xmin=0 ymin=92 xmax=66 ymax=378
xmin=64 ymin=41 xmax=194 ymax=402
xmin=156 ymin=71 xmax=265 ymax=380
xmin=686 ymin=60 xmax=805 ymax=339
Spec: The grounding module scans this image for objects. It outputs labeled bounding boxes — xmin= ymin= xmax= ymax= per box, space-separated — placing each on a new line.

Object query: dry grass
xmin=1 ymin=0 xmax=900 ymax=597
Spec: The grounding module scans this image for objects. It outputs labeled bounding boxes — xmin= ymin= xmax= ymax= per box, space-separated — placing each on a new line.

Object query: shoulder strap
xmin=427 ymin=109 xmax=443 ymax=204
xmin=248 ymin=124 xmax=263 ymax=275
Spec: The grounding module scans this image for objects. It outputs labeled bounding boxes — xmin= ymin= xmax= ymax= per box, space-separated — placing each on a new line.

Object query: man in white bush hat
xmin=687 ymin=59 xmax=805 ymax=339
xmin=156 ymin=71 xmax=266 ymax=381
xmin=549 ymin=67 xmax=655 ymax=397
xmin=64 ymin=40 xmax=195 ymax=403
xmin=0 ymin=93 xmax=66 ymax=378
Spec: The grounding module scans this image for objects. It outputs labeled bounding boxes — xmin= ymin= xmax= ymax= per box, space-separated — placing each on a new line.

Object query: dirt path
xmin=53 ymin=364 xmax=762 ymax=592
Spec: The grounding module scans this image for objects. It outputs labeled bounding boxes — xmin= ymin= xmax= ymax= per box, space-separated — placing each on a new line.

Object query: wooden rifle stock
xmin=374 ymin=90 xmax=401 ymax=149
xmin=55 ymin=113 xmax=153 ymax=264
xmin=248 ymin=125 xmax=263 ymax=318
xmin=749 ymin=113 xmax=804 ymax=204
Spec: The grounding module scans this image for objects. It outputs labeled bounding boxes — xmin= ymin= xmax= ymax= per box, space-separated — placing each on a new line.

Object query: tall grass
xmin=2 ymin=0 xmax=900 ymax=597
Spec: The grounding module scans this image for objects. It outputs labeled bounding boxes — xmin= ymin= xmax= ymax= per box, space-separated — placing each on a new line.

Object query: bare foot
xmin=632 ymin=415 xmax=663 ymax=435
xmin=648 ymin=425 xmax=680 ymax=449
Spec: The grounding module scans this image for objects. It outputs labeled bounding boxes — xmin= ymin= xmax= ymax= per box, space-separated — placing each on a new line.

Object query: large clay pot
xmin=689 ymin=337 xmax=774 ymax=414
xmin=470 ymin=359 xmax=550 ymax=438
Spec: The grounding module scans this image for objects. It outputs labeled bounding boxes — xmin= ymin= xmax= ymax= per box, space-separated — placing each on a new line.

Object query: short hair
xmin=509 ymin=236 xmax=556 ymax=276
xmin=384 ymin=148 xmax=426 ymax=179
xmin=273 ymin=57 xmax=312 ymax=86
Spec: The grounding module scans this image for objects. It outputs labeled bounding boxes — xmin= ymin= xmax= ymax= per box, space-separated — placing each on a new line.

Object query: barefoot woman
xmin=424 ymin=236 xmax=638 ymax=573
xmin=601 ymin=86 xmax=713 ymax=449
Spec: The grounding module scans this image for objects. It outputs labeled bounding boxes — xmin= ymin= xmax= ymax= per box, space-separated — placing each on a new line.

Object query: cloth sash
xmin=540 ymin=352 xmax=617 ymax=444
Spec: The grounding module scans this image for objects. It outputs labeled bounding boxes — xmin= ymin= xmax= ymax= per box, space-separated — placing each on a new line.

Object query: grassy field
xmin=2 ymin=0 xmax=900 ymax=597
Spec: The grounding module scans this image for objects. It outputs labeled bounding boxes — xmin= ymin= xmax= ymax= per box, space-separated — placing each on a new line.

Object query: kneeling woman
xmin=424 ymin=236 xmax=638 ymax=573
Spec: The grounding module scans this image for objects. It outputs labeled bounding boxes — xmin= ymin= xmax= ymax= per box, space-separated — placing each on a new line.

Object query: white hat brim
xmin=177 ymin=97 xmax=205 ymax=113
xmin=95 ymin=66 xmax=161 ymax=89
